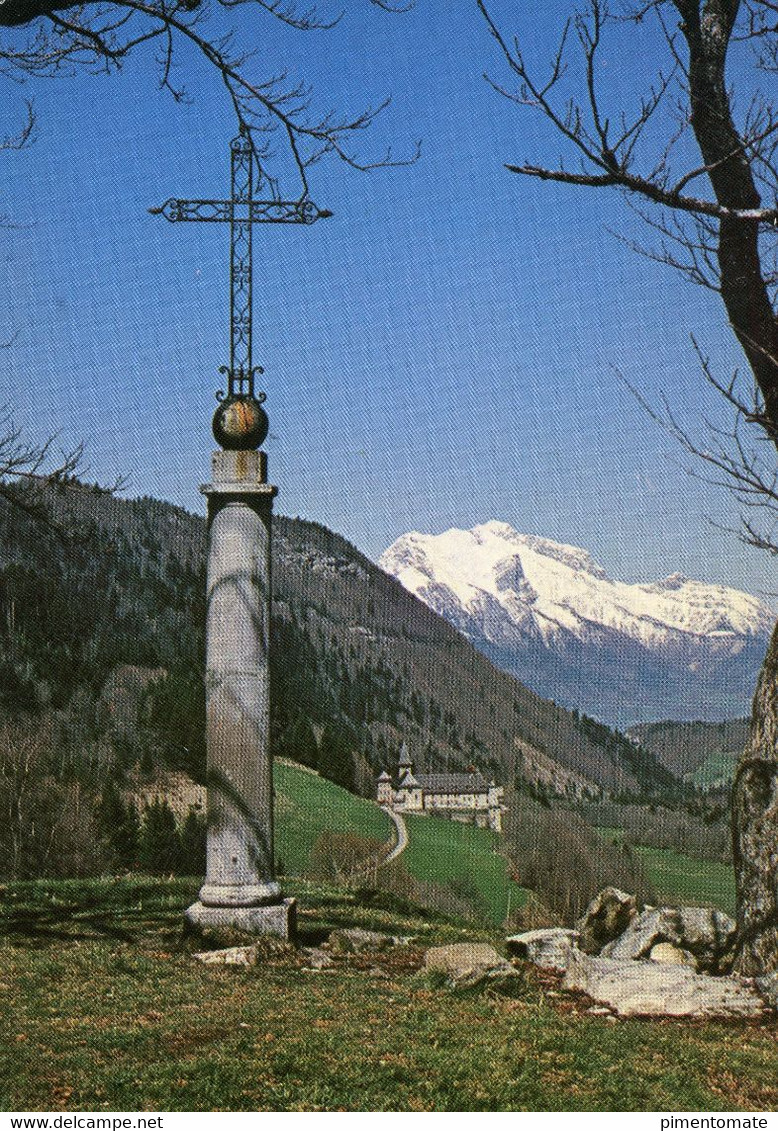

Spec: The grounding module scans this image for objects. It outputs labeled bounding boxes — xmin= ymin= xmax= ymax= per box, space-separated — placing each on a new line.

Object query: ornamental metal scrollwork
xmin=150 ymin=128 xmax=331 ymax=407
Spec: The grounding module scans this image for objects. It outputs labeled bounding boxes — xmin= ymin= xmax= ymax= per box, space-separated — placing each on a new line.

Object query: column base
xmin=185 ymin=897 xmax=297 ymax=940
xmin=198 ymin=881 xmax=282 ymax=907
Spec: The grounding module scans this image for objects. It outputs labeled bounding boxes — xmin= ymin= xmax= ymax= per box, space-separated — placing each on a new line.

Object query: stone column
xmin=186 ymin=448 xmax=295 ymax=938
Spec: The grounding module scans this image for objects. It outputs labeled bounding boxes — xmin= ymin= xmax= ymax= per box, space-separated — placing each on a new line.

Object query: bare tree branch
xmin=0 ymin=407 xmax=126 ymax=534
xmin=617 ymin=338 xmax=778 ymax=555
xmin=0 ymin=0 xmax=418 ymax=193
xmin=480 ymin=0 xmax=778 ymax=449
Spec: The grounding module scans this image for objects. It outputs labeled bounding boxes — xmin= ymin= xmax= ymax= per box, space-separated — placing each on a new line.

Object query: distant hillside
xmin=0 ymin=481 xmax=679 ymax=801
xmin=628 ymin=718 xmax=749 ymax=788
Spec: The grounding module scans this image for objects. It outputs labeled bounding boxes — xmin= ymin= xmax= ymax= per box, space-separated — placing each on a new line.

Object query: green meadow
xmin=273 ymin=760 xmax=392 ymax=875
xmin=1 ymin=769 xmax=764 ymax=1113
xmin=2 ymin=876 xmax=776 ymax=1113
xmin=635 ymin=847 xmax=737 ymax=917
xmin=402 ymin=813 xmax=527 ymax=925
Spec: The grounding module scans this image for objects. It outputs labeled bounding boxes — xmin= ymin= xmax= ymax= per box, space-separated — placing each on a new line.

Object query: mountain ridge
xmin=380 ymin=521 xmax=772 ymax=725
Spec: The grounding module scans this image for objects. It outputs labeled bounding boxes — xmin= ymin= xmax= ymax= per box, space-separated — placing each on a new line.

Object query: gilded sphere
xmin=212 ymin=395 xmax=269 ymax=450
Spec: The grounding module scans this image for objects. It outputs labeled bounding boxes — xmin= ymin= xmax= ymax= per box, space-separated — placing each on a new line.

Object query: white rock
xmin=424 ymin=942 xmax=519 ymax=989
xmin=562 ymin=952 xmax=767 ymax=1019
xmin=506 ymin=928 xmax=580 ymax=971
xmin=649 ymin=942 xmax=697 ymax=969
xmin=602 ymin=906 xmax=735 ymax=973
xmin=193 ymin=945 xmax=258 ymax=967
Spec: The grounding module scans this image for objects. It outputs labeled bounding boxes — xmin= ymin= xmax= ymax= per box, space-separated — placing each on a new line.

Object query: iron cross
xmin=150 ymin=127 xmax=332 ymax=403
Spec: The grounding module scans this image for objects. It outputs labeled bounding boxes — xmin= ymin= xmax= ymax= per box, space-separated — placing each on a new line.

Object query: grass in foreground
xmin=1 ymin=876 xmax=777 ymax=1113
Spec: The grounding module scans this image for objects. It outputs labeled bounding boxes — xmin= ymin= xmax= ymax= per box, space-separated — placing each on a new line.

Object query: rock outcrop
xmin=507 ymin=888 xmax=769 ymax=1020
xmin=576 ymin=887 xmax=638 ymax=955
xmin=602 ymin=906 xmax=736 ymax=973
xmin=423 ymin=943 xmax=519 ymax=990
xmin=562 ymin=953 xmax=766 ymax=1019
xmin=506 ymin=928 xmax=580 ymax=972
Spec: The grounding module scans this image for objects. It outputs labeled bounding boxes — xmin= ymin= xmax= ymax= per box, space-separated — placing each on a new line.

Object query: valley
xmin=0 ymin=482 xmax=745 ymax=930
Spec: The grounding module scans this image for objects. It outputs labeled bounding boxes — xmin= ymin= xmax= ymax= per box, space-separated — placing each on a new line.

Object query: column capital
xmin=200 ymin=449 xmax=278 ymax=498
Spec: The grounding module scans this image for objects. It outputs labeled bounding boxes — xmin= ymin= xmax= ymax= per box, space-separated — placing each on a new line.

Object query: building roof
xmin=416 ymin=772 xmax=490 ymax=795
xmin=398 ymin=771 xmax=420 ymax=789
xmin=377 ymin=770 xmax=392 ymax=782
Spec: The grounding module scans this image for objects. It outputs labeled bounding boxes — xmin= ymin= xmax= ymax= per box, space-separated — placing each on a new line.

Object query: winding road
xmin=383 ymin=807 xmax=409 ymax=863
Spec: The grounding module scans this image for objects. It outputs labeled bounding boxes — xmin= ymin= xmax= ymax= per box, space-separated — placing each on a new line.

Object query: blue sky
xmin=2 ymin=0 xmax=775 ymax=601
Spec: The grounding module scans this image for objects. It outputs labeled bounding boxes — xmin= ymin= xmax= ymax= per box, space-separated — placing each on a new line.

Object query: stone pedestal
xmin=185 ymin=449 xmax=293 ymax=939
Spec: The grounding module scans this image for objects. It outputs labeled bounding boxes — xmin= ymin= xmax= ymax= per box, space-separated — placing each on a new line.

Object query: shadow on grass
xmin=0 ymin=876 xmax=199 ymax=945
xmin=0 ymin=874 xmax=470 ymax=951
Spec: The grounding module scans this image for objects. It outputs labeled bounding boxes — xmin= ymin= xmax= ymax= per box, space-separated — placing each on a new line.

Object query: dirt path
xmin=384 ymin=808 xmax=408 ymax=863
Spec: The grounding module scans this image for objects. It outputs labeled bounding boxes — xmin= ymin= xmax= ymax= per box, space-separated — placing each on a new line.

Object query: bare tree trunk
xmin=480 ymin=0 xmax=778 ymax=989
xmin=732 ymin=617 xmax=778 ymax=982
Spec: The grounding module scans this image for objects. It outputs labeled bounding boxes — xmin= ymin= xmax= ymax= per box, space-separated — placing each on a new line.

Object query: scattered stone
xmin=576 ymin=888 xmax=638 ymax=955
xmin=193 ymin=945 xmax=259 ymax=967
xmin=328 ymin=927 xmax=394 ymax=954
xmin=192 ymin=935 xmax=296 ymax=968
xmin=301 ymin=947 xmax=335 ymax=970
xmin=649 ymin=942 xmax=697 ymax=969
xmin=585 ymin=1006 xmax=614 ymax=1016
xmin=563 ymin=952 xmax=768 ymax=1019
xmin=505 ymin=928 xmax=580 ymax=971
xmin=423 ymin=942 xmax=519 ymax=990
xmin=755 ymin=970 xmax=778 ymax=1010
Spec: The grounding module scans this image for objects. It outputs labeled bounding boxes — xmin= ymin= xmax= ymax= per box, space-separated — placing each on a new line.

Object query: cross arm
xmin=149 ymin=199 xmax=232 ymax=223
xmin=149 ymin=198 xmax=333 ymax=224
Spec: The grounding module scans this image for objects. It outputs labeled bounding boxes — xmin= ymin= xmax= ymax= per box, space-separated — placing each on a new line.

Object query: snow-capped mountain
xmin=379 ymin=521 xmax=773 ymax=725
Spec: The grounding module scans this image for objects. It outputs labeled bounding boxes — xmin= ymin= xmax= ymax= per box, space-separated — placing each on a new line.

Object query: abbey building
xmin=376 ymin=743 xmax=504 ymax=832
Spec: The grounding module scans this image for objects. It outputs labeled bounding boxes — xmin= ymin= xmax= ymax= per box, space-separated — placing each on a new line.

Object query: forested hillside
xmin=629 ymin=718 xmax=749 ymax=788
xmin=0 ymin=480 xmax=681 ymax=881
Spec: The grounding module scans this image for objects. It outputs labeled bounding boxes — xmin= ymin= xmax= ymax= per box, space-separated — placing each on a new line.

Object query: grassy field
xmin=402 ymin=814 xmax=527 ymax=925
xmin=0 ymin=777 xmax=757 ymax=1110
xmin=2 ymin=876 xmax=777 ymax=1112
xmin=635 ymin=847 xmax=737 ymax=917
xmin=273 ymin=761 xmax=393 ymax=875
xmin=279 ymin=768 xmax=736 ymax=924
xmin=273 ymin=763 xmax=524 ymax=925
xmin=596 ymin=827 xmax=736 ymax=916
